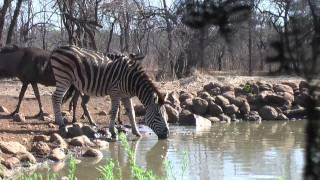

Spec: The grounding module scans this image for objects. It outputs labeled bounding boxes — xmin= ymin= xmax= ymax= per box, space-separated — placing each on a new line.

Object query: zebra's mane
xmin=129 ymin=60 xmax=165 ymax=105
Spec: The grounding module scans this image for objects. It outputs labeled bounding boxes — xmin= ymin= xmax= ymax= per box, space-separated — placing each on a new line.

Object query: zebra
xmin=50 ymin=45 xmax=169 ymax=139
xmin=63 ymin=52 xmax=145 ymax=126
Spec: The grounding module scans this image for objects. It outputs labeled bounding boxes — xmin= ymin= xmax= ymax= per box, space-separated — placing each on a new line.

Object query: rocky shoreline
xmin=0 ymin=79 xmax=312 ymax=178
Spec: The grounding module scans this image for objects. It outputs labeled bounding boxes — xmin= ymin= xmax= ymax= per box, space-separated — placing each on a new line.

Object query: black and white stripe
xmin=50 ymin=45 xmax=169 ymax=139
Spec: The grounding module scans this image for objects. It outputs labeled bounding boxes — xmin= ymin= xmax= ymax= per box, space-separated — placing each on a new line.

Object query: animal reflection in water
xmin=109 ymin=136 xmax=169 ymax=178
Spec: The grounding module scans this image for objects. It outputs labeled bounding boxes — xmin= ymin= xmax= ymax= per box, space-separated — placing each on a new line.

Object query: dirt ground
xmin=0 ymin=74 xmax=304 ymax=150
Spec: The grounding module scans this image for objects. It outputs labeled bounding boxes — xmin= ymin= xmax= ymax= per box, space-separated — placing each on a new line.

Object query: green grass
xmin=17 ymin=133 xmax=188 ymax=180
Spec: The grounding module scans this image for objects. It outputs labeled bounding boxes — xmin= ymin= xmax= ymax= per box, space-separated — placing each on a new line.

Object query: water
xmin=34 ymin=121 xmax=305 ymax=180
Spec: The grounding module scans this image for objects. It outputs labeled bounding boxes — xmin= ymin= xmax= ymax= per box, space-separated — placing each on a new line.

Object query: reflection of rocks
xmin=83 ymin=148 xmax=103 ymax=158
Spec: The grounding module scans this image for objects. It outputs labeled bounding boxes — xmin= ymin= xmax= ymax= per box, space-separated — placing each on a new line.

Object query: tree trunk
xmin=6 ymin=0 xmax=23 ymax=45
xmin=0 ymin=0 xmax=12 ymax=46
xmin=106 ymin=20 xmax=115 ymax=53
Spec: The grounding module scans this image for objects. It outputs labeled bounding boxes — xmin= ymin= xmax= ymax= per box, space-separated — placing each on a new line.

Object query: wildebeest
xmin=0 ymin=45 xmax=97 ymax=124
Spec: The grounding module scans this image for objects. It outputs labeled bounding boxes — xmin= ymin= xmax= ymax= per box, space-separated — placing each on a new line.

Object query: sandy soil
xmin=0 ymin=74 xmax=304 ymax=150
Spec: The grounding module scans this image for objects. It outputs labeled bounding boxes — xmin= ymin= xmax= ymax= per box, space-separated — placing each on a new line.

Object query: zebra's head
xmin=145 ymin=93 xmax=170 ymax=139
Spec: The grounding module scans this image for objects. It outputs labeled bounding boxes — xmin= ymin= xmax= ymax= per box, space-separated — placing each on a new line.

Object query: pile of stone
xmin=136 ymin=80 xmax=310 ymax=125
xmin=0 ymin=123 xmax=108 ymax=177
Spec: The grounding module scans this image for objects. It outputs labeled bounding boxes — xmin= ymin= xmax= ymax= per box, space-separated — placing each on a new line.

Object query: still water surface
xmin=36 ymin=121 xmax=305 ymax=180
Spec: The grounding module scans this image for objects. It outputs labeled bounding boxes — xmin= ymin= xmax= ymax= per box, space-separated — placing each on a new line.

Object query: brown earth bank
xmin=0 ymin=74 xmax=314 ymax=178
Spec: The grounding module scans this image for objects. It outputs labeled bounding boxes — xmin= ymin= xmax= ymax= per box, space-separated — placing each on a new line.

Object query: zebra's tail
xmin=62 ymin=85 xmax=76 ymax=104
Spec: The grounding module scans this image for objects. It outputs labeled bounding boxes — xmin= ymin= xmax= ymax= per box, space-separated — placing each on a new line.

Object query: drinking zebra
xmin=50 ymin=45 xmax=169 ymax=139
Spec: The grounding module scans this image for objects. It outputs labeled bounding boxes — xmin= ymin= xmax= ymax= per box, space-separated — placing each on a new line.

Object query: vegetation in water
xmin=17 ymin=133 xmax=188 ymax=180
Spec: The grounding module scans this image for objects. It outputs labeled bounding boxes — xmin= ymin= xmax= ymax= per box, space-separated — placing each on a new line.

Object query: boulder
xmin=83 ymin=148 xmax=103 ymax=157
xmin=82 ymin=125 xmax=97 ymax=139
xmin=134 ymin=104 xmax=145 ymax=116
xmin=181 ymin=98 xmax=193 ymax=110
xmin=218 ymin=114 xmax=231 ymax=123
xmin=207 ymin=117 xmax=220 ymax=123
xmin=33 ymin=135 xmax=50 ymax=142
xmin=222 ymin=91 xmax=235 ymax=100
xmin=207 ymin=100 xmax=223 ymax=116
xmin=0 ymin=106 xmax=9 ymax=113
xmin=97 ymin=111 xmax=108 ymax=116
xmin=294 ymin=92 xmax=311 ymax=107
xmin=264 ymin=92 xmax=293 ymax=107
xmin=50 ymin=133 xmax=68 ymax=149
xmin=3 ymin=157 xmax=20 ymax=169
xmin=281 ymin=82 xmax=298 ymax=91
xmin=178 ymin=110 xmax=211 ymax=126
xmin=167 ymin=91 xmax=181 ymax=109
xmin=69 ymin=135 xmax=95 ymax=147
xmin=221 ymin=85 xmax=235 ymax=93
xmin=67 ymin=125 xmax=84 ymax=138
xmin=259 ymin=106 xmax=278 ymax=120
xmin=299 ymin=81 xmax=309 ymax=91
xmin=13 ymin=113 xmax=26 ymax=122
xmin=257 ymin=81 xmax=273 ymax=91
xmin=284 ymin=106 xmax=307 ymax=119
xmin=224 ymin=104 xmax=239 ymax=116
xmin=203 ymin=82 xmax=223 ymax=91
xmin=93 ymin=140 xmax=109 ymax=149
xmin=15 ymin=152 xmax=36 ymax=164
xmin=179 ymin=92 xmax=194 ymax=103
xmin=197 ymin=91 xmax=211 ymax=101
xmin=31 ymin=142 xmax=51 ymax=156
xmin=273 ymin=84 xmax=294 ymax=94
xmin=277 ymin=113 xmax=289 ymax=120
xmin=0 ymin=141 xmax=27 ymax=154
xmin=244 ymin=111 xmax=262 ymax=121
xmin=49 ymin=148 xmax=65 ymax=162
xmin=239 ymin=101 xmax=251 ymax=115
xmin=191 ymin=98 xmax=208 ymax=115
xmin=215 ymin=95 xmax=230 ymax=108
xmin=165 ymin=104 xmax=179 ymax=124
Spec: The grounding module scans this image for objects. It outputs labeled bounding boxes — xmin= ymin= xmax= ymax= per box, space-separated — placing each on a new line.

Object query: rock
xmin=179 ymin=92 xmax=194 ymax=103
xmin=49 ymin=148 xmax=65 ymax=162
xmin=264 ymin=93 xmax=293 ymax=107
xmin=299 ymin=81 xmax=309 ymax=91
xmin=273 ymin=84 xmax=294 ymax=94
xmin=0 ymin=141 xmax=27 ymax=154
xmin=61 ymin=111 xmax=71 ymax=117
xmin=224 ymin=104 xmax=239 ymax=116
xmin=98 ymin=111 xmax=108 ymax=116
xmin=207 ymin=101 xmax=223 ymax=116
xmin=191 ymin=98 xmax=208 ymax=115
xmin=82 ymin=125 xmax=97 ymax=139
xmin=0 ymin=106 xmax=9 ymax=113
xmin=33 ymin=135 xmax=50 ymax=142
xmin=278 ymin=113 xmax=289 ymax=120
xmin=165 ymin=104 xmax=179 ymax=123
xmin=281 ymin=82 xmax=298 ymax=91
xmin=15 ymin=152 xmax=36 ymax=164
xmin=13 ymin=113 xmax=26 ymax=122
xmin=31 ymin=142 xmax=51 ymax=156
xmin=197 ymin=91 xmax=212 ymax=101
xmin=215 ymin=95 xmax=230 ymax=108
xmin=203 ymin=82 xmax=221 ymax=91
xmin=239 ymin=101 xmax=251 ymax=115
xmin=207 ymin=117 xmax=220 ymax=123
xmin=284 ymin=106 xmax=307 ymax=119
xmin=69 ymin=135 xmax=95 ymax=147
xmin=294 ymin=92 xmax=311 ymax=107
xmin=221 ymin=85 xmax=234 ymax=93
xmin=167 ymin=91 xmax=181 ymax=109
xmin=93 ymin=140 xmax=109 ymax=149
xmin=178 ymin=110 xmax=211 ymax=126
xmin=181 ymin=98 xmax=193 ymax=110
xmin=244 ymin=111 xmax=262 ymax=121
xmin=83 ymin=148 xmax=103 ymax=157
xmin=50 ymin=133 xmax=68 ymax=149
xmin=3 ymin=157 xmax=20 ymax=169
xmin=222 ymin=91 xmax=235 ymax=100
xmin=67 ymin=125 xmax=83 ymax=138
xmin=259 ymin=106 xmax=278 ymax=120
xmin=48 ymin=123 xmax=56 ymax=128
xmin=218 ymin=114 xmax=231 ymax=123
xmin=257 ymin=81 xmax=273 ymax=91
xmin=134 ymin=104 xmax=145 ymax=116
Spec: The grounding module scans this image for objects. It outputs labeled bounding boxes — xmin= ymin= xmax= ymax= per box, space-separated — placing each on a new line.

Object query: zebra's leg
xmin=9 ymin=83 xmax=28 ymax=116
xmin=122 ymin=97 xmax=141 ymax=137
xmin=109 ymin=96 xmax=121 ymax=138
xmin=71 ymin=90 xmax=80 ymax=124
xmin=31 ymin=83 xmax=45 ymax=120
xmin=81 ymin=95 xmax=97 ymax=126
xmin=52 ymin=82 xmax=71 ymax=131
